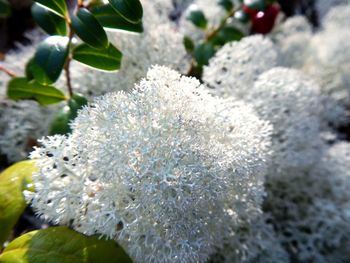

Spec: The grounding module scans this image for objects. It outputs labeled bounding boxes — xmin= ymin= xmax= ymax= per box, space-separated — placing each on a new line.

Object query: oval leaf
xmin=0 ymin=227 xmax=133 ymax=263
xmin=91 ymin=4 xmax=143 ymax=33
xmin=0 ymin=161 xmax=37 ymax=247
xmin=73 ymin=43 xmax=122 ymax=71
xmin=32 ymin=36 xmax=69 ymax=85
xmin=71 ymin=8 xmax=108 ymax=49
xmin=186 ymin=9 xmax=207 ymax=29
xmin=108 ymin=0 xmax=143 ymax=23
xmin=0 ymin=0 xmax=11 ymax=18
xmin=34 ymin=0 xmax=68 ymax=18
xmin=194 ymin=42 xmax=215 ymax=66
xmin=31 ymin=3 xmax=67 ymax=36
xmin=7 ymin=77 xmax=66 ymax=105
xmin=210 ymin=26 xmax=244 ymax=46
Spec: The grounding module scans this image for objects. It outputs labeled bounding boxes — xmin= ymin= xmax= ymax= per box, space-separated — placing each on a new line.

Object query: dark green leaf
xmin=194 ymin=42 xmax=215 ymax=66
xmin=73 ymin=43 xmax=122 ymax=71
xmin=71 ymin=8 xmax=108 ymax=49
xmin=0 ymin=0 xmax=11 ymax=18
xmin=91 ymin=4 xmax=143 ymax=33
xmin=186 ymin=9 xmax=207 ymax=29
xmin=31 ymin=36 xmax=69 ymax=85
xmin=7 ymin=77 xmax=66 ymax=105
xmin=211 ymin=26 xmax=244 ymax=46
xmin=183 ymin=36 xmax=194 ymax=52
xmin=0 ymin=227 xmax=133 ymax=263
xmin=34 ymin=0 xmax=68 ymax=17
xmin=0 ymin=161 xmax=37 ymax=247
xmin=108 ymin=0 xmax=143 ymax=24
xmin=234 ymin=10 xmax=250 ymax=23
xmin=243 ymin=0 xmax=265 ymax=10
xmin=50 ymin=94 xmax=88 ymax=135
xmin=31 ymin=3 xmax=67 ymax=36
xmin=218 ymin=0 xmax=233 ymax=12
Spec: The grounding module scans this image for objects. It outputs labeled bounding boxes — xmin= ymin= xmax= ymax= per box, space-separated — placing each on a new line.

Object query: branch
xmin=0 ymin=65 xmax=17 ymax=78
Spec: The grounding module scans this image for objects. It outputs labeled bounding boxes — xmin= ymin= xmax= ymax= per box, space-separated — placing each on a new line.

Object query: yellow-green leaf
xmin=0 ymin=161 xmax=37 ymax=247
xmin=0 ymin=227 xmax=133 ymax=263
xmin=34 ymin=0 xmax=68 ymax=18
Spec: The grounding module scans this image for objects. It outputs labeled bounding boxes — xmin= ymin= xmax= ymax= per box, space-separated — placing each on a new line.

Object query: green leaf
xmin=211 ymin=26 xmax=244 ymax=46
xmin=34 ymin=0 xmax=68 ymax=18
xmin=194 ymin=42 xmax=215 ymax=66
xmin=0 ymin=161 xmax=37 ymax=247
xmin=186 ymin=9 xmax=207 ymax=29
xmin=234 ymin=10 xmax=250 ymax=23
xmin=71 ymin=8 xmax=108 ymax=49
xmin=0 ymin=227 xmax=133 ymax=263
xmin=7 ymin=77 xmax=66 ymax=105
xmin=108 ymin=0 xmax=143 ymax=24
xmin=31 ymin=36 xmax=69 ymax=85
xmin=91 ymin=4 xmax=143 ymax=33
xmin=0 ymin=0 xmax=11 ymax=18
xmin=243 ymin=0 xmax=265 ymax=10
xmin=50 ymin=94 xmax=88 ymax=135
xmin=73 ymin=43 xmax=122 ymax=71
xmin=31 ymin=3 xmax=67 ymax=36
xmin=218 ymin=0 xmax=234 ymax=12
xmin=183 ymin=36 xmax=195 ymax=52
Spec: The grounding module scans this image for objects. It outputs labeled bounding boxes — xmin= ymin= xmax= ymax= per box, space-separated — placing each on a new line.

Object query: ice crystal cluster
xmin=203 ymin=35 xmax=279 ymax=99
xmin=28 ymin=66 xmax=272 ymax=263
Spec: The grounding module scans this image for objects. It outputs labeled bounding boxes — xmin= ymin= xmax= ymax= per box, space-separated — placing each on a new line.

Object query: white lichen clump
xmin=265 ymin=142 xmax=350 ymax=263
xmin=203 ymin=35 xmax=279 ymax=99
xmin=0 ymin=30 xmax=53 ymax=162
xmin=27 ymin=66 xmax=271 ymax=263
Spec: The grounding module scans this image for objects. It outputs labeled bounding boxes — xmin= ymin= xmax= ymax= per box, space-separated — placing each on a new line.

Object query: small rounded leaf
xmin=211 ymin=26 xmax=244 ymax=46
xmin=186 ymin=8 xmax=207 ymax=29
xmin=71 ymin=8 xmax=108 ymax=49
xmin=7 ymin=77 xmax=67 ymax=105
xmin=108 ymin=0 xmax=143 ymax=23
xmin=34 ymin=0 xmax=68 ymax=18
xmin=194 ymin=42 xmax=215 ymax=66
xmin=0 ymin=161 xmax=37 ymax=247
xmin=0 ymin=227 xmax=133 ymax=263
xmin=73 ymin=43 xmax=122 ymax=71
xmin=32 ymin=36 xmax=69 ymax=85
xmin=31 ymin=3 xmax=67 ymax=36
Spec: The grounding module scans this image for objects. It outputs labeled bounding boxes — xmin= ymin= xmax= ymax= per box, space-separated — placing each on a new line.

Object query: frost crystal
xmin=203 ymin=35 xmax=278 ymax=99
xmin=28 ymin=66 xmax=271 ymax=263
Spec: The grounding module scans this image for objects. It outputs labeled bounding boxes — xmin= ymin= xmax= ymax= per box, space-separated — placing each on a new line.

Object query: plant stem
xmin=0 ymin=65 xmax=17 ymax=78
xmin=64 ymin=20 xmax=75 ymax=98
xmin=205 ymin=8 xmax=235 ymax=41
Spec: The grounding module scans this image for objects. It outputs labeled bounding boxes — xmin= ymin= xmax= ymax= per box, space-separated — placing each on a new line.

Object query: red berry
xmin=251 ymin=3 xmax=280 ymax=34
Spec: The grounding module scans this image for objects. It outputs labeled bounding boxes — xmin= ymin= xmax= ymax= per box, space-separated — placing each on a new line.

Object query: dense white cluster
xmin=248 ymin=68 xmax=334 ymax=170
xmin=265 ymin=142 xmax=350 ymax=263
xmin=211 ymin=215 xmax=289 ymax=263
xmin=203 ymin=35 xmax=278 ymax=99
xmin=28 ymin=66 xmax=271 ymax=263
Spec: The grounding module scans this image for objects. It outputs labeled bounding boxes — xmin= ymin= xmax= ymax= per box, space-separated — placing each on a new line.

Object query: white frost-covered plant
xmin=264 ymin=142 xmax=350 ymax=263
xmin=203 ymin=35 xmax=279 ymax=99
xmin=27 ymin=66 xmax=271 ymax=263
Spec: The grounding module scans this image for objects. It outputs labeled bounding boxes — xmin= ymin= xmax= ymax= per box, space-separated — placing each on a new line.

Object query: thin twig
xmin=64 ymin=21 xmax=75 ymax=98
xmin=0 ymin=65 xmax=17 ymax=78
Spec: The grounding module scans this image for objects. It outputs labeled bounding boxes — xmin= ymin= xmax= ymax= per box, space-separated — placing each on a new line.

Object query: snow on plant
xmin=27 ymin=66 xmax=272 ymax=263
